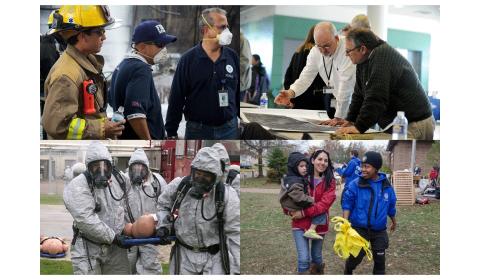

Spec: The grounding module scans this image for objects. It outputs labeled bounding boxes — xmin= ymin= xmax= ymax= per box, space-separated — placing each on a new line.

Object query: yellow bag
xmin=331 ymin=216 xmax=372 ymax=260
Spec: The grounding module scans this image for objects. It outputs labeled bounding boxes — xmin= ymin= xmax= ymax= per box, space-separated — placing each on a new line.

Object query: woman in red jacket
xmin=287 ymin=149 xmax=337 ymax=274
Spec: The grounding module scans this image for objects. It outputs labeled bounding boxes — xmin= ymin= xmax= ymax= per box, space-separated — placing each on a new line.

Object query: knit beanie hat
xmin=362 ymin=151 xmax=382 ymax=170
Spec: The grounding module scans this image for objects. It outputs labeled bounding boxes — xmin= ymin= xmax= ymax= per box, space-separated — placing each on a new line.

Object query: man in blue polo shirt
xmin=165 ymin=7 xmax=239 ymax=139
xmin=109 ymin=20 xmax=177 ymax=139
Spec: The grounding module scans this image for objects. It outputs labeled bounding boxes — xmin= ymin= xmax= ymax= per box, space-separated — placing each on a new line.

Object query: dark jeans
xmin=185 ymin=118 xmax=238 ymax=140
xmin=344 ymin=227 xmax=389 ymax=275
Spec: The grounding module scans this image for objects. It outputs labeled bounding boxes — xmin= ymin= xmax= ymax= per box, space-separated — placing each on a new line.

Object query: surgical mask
xmin=189 ymin=168 xmax=216 ymax=200
xmin=153 ymin=47 xmax=168 ymax=64
xmin=129 ymin=162 xmax=148 ymax=186
xmin=88 ymin=160 xmax=112 ymax=188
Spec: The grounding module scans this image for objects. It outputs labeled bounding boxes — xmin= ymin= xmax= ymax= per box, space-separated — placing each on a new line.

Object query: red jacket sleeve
xmin=303 ymin=180 xmax=336 ymax=217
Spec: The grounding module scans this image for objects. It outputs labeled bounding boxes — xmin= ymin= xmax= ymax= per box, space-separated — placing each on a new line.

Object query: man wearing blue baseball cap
xmin=165 ymin=7 xmax=239 ymax=139
xmin=109 ymin=20 xmax=177 ymax=139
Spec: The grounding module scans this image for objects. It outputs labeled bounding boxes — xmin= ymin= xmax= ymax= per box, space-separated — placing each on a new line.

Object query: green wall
xmin=242 ymin=14 xmax=432 ymax=94
xmin=387 ymin=29 xmax=431 ymax=90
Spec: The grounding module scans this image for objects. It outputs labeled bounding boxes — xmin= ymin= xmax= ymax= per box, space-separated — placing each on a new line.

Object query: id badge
xmin=330 ymin=97 xmax=337 ymax=108
xmin=323 ymin=86 xmax=334 ymax=94
xmin=218 ymin=90 xmax=229 ymax=107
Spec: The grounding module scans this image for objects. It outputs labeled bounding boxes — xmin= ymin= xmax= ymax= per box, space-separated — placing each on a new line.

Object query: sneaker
xmin=303 ymin=229 xmax=323 ymax=239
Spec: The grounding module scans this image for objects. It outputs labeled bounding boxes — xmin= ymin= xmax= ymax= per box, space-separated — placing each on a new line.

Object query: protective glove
xmin=156 ymin=227 xmax=172 ymax=245
xmin=112 ymin=233 xmax=132 ymax=249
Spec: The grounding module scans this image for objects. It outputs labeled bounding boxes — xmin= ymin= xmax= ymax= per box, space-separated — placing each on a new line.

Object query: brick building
xmin=386 ymin=141 xmax=438 ymax=175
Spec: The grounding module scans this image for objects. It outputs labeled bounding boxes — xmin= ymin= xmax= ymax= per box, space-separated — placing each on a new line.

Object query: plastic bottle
xmin=259 ymin=93 xmax=268 ymax=109
xmin=112 ymin=106 xmax=125 ymax=123
xmin=392 ymin=111 xmax=408 ymax=140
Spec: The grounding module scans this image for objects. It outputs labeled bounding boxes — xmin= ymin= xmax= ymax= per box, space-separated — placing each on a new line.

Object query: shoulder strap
xmin=226 ymin=169 xmax=239 ymax=185
xmin=152 ymin=173 xmax=162 ymax=198
xmin=112 ymin=167 xmax=135 ymax=223
xmin=170 ymin=176 xmax=192 ymax=217
xmin=215 ymin=181 xmax=230 ymax=274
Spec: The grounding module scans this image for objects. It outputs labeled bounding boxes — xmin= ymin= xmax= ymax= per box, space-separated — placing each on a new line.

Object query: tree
xmin=266 ymin=147 xmax=288 ymax=183
xmin=241 ymin=140 xmax=290 ymax=178
xmin=427 ymin=141 xmax=440 ymax=167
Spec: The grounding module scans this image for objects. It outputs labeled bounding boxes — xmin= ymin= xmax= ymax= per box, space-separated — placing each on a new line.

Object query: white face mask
xmin=217 ymin=28 xmax=232 ymax=46
xmin=153 ymin=47 xmax=168 ymax=64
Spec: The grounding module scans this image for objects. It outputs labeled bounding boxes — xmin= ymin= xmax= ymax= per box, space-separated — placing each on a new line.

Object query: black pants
xmin=344 ymin=227 xmax=389 ymax=275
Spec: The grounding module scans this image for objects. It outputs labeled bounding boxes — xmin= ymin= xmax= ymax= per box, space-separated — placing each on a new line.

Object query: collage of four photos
xmin=39 ymin=4 xmax=440 ymax=276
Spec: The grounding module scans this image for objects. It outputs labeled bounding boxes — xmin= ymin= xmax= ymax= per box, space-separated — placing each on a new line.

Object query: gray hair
xmin=351 ymin=14 xmax=371 ymax=30
xmin=199 ymin=7 xmax=227 ymax=31
xmin=314 ymin=22 xmax=337 ymax=38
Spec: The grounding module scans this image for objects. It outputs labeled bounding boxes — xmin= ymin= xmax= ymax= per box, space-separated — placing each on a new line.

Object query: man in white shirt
xmin=275 ymin=22 xmax=356 ymax=125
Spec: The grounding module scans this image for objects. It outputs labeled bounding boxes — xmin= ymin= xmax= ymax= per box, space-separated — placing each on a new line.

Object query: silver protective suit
xmin=63 ymin=142 xmax=130 ymax=274
xmin=156 ymin=147 xmax=240 ymax=274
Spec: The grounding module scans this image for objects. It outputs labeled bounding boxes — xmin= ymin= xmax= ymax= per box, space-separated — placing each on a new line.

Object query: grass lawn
xmin=40 ymin=259 xmax=170 ymax=274
xmin=240 ymin=191 xmax=440 ymax=275
xmin=241 ymin=177 xmax=279 ymax=189
xmin=40 ymin=194 xmax=64 ymax=205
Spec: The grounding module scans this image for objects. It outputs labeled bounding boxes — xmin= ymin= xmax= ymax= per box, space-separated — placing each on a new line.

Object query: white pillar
xmin=367 ymin=5 xmax=388 ymax=39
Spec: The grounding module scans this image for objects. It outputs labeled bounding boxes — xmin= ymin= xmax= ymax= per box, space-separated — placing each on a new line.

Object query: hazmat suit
xmin=72 ymin=162 xmax=87 ymax=178
xmin=125 ymin=148 xmax=165 ymax=274
xmin=155 ymin=147 xmax=240 ymax=274
xmin=63 ymin=142 xmax=130 ymax=274
xmin=211 ymin=143 xmax=240 ymax=196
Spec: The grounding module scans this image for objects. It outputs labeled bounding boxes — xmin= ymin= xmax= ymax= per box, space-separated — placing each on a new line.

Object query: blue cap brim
xmin=156 ymin=34 xmax=177 ymax=45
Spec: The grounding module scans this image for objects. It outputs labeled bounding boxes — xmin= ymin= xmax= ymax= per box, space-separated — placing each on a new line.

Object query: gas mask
xmin=88 ymin=160 xmax=112 ymax=188
xmin=189 ymin=168 xmax=217 ymax=200
xmin=129 ymin=162 xmax=148 ymax=186
xmin=202 ymin=14 xmax=232 ymax=46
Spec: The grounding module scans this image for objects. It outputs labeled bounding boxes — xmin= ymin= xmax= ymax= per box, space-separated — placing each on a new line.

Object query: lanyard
xmin=322 ymin=56 xmax=333 ymax=86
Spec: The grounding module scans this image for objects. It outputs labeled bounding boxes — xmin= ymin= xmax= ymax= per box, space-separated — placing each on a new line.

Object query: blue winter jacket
xmin=337 ymin=156 xmax=362 ymax=187
xmin=342 ymin=173 xmax=397 ymax=231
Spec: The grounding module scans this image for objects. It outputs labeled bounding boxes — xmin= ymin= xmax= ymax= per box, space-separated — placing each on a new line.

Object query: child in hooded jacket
xmin=279 ymin=152 xmax=326 ymax=239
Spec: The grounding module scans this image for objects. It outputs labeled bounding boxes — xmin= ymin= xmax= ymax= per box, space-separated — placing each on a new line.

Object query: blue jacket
xmin=337 ymin=156 xmax=361 ymax=187
xmin=342 ymin=173 xmax=396 ymax=231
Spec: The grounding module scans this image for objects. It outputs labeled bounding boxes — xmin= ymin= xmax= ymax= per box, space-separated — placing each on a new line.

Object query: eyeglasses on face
xmin=86 ymin=28 xmax=106 ymax=36
xmin=345 ymin=45 xmax=361 ymax=55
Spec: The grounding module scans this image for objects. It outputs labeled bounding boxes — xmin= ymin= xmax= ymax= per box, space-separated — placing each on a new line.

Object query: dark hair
xmin=351 ymin=150 xmax=359 ymax=157
xmin=296 ymin=25 xmax=316 ymax=53
xmin=66 ymin=28 xmax=97 ymax=46
xmin=252 ymin=54 xmax=261 ymax=63
xmin=308 ymin=149 xmax=334 ymax=190
xmin=346 ymin=28 xmax=382 ymax=50
xmin=66 ymin=34 xmax=79 ymax=46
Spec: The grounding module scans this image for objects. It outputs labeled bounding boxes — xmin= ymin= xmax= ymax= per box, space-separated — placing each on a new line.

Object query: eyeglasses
xmin=316 ymin=38 xmax=336 ymax=50
xmin=345 ymin=46 xmax=361 ymax=55
xmin=86 ymin=28 xmax=106 ymax=36
xmin=214 ymin=24 xmax=229 ymax=31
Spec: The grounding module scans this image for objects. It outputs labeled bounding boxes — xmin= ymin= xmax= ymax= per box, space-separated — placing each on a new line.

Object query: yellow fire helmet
xmin=48 ymin=5 xmax=120 ymax=36
xmin=47 ymin=10 xmax=57 ymax=28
